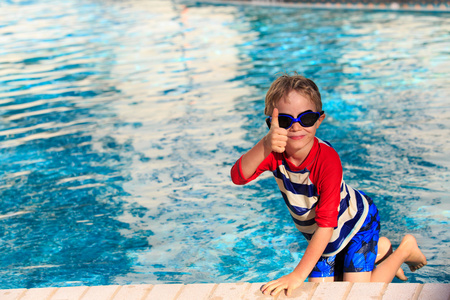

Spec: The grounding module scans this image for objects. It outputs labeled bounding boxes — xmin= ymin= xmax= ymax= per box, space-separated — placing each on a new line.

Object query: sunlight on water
xmin=0 ymin=0 xmax=448 ymax=288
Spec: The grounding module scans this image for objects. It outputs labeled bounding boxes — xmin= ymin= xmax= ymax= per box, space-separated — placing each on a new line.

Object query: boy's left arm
xmin=261 ymin=226 xmax=334 ymax=297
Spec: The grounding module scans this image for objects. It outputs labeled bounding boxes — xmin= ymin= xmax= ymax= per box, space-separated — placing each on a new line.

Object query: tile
xmin=20 ymin=287 xmax=57 ymax=300
xmin=145 ymin=284 xmax=184 ymax=300
xmin=311 ymin=282 xmax=351 ymax=300
xmin=209 ymin=282 xmax=250 ymax=299
xmin=51 ymin=286 xmax=89 ymax=300
xmin=382 ymin=283 xmax=420 ymax=300
xmin=346 ymin=282 xmax=385 ymax=300
xmin=242 ymin=283 xmax=273 ymax=300
xmin=277 ymin=282 xmax=317 ymax=300
xmin=113 ymin=285 xmax=153 ymax=300
xmin=418 ymin=283 xmax=450 ymax=300
xmin=176 ymin=284 xmax=216 ymax=300
xmin=80 ymin=285 xmax=120 ymax=300
xmin=1 ymin=283 xmax=450 ymax=300
xmin=0 ymin=289 xmax=26 ymax=300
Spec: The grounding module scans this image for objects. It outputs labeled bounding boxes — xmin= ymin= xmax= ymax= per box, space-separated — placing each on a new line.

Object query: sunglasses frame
xmin=266 ymin=110 xmax=325 ymax=129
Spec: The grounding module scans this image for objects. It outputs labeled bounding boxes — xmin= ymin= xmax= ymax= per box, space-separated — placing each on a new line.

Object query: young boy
xmin=230 ymin=74 xmax=427 ymax=296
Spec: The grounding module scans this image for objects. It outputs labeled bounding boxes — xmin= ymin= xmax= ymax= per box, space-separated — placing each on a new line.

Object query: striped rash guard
xmin=231 ymin=137 xmax=370 ymax=256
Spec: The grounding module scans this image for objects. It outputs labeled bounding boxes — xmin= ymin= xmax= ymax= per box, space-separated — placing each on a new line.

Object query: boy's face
xmin=275 ymin=90 xmax=325 ymax=156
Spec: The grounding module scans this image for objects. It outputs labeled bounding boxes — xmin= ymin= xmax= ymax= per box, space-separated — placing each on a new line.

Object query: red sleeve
xmin=313 ymin=146 xmax=342 ymax=228
xmin=230 ymin=152 xmax=278 ymax=185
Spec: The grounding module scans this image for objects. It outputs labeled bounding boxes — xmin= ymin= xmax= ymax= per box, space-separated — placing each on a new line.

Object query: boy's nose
xmin=290 ymin=121 xmax=303 ymax=131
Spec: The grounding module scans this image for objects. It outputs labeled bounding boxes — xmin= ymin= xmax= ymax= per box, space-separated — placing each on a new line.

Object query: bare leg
xmin=308 ymin=277 xmax=334 ymax=283
xmin=344 ymin=271 xmax=372 ymax=282
xmin=371 ymin=234 xmax=427 ymax=283
xmin=376 ymin=237 xmax=407 ymax=281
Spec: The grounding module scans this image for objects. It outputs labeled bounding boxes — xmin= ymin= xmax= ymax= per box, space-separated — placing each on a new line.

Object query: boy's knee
xmin=378 ymin=237 xmax=391 ymax=250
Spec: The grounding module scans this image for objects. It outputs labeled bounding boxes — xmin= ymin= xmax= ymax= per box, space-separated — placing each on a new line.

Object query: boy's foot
xmin=377 ymin=236 xmax=408 ymax=281
xmin=400 ymin=234 xmax=427 ymax=272
xmin=396 ymin=268 xmax=408 ymax=281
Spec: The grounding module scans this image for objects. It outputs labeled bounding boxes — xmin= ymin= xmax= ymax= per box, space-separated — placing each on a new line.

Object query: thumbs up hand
xmin=264 ymin=108 xmax=288 ymax=153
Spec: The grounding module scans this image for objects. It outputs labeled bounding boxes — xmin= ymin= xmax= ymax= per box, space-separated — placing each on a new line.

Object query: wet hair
xmin=264 ymin=73 xmax=322 ymax=116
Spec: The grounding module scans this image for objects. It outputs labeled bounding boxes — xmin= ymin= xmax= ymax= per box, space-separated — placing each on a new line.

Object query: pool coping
xmin=1 ymin=282 xmax=450 ymax=299
xmin=201 ymin=0 xmax=450 ymax=12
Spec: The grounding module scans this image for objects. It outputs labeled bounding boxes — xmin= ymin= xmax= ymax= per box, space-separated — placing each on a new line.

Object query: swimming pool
xmin=0 ymin=0 xmax=448 ymax=289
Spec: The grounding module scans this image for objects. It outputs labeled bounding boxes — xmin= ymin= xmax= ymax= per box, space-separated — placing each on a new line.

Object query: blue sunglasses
xmin=266 ymin=110 xmax=324 ymax=129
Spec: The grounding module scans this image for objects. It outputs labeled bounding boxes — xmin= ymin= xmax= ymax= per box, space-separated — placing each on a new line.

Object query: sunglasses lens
xmin=278 ymin=116 xmax=293 ymax=129
xmin=300 ymin=113 xmax=319 ymax=127
xmin=267 ymin=111 xmax=323 ymax=129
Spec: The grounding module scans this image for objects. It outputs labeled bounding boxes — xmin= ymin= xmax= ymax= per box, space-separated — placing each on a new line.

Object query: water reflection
xmin=0 ymin=0 xmax=151 ymax=289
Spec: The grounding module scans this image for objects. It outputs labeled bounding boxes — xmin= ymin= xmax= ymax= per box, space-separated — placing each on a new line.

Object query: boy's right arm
xmin=239 ymin=108 xmax=288 ymax=180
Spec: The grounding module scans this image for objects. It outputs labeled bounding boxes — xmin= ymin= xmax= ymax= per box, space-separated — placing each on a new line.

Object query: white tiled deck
xmin=1 ymin=282 xmax=449 ymax=300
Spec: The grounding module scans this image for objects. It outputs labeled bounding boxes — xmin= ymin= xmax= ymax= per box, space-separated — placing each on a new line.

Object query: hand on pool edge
xmin=260 ymin=272 xmax=303 ymax=297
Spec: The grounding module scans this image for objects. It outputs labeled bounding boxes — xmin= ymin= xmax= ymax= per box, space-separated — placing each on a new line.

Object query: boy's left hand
xmin=260 ymin=272 xmax=303 ymax=297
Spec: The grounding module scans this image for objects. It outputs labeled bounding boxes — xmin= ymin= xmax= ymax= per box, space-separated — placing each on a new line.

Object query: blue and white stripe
xmin=273 ymin=163 xmax=369 ymax=257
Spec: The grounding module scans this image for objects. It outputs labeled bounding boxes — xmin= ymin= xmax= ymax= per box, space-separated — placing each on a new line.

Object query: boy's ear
xmin=316 ymin=113 xmax=326 ymax=127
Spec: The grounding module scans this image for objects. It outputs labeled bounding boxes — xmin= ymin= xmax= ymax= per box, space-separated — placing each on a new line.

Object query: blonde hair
xmin=264 ymin=74 xmax=322 ymax=116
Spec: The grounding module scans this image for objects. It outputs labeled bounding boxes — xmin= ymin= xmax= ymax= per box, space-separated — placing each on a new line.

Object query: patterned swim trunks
xmin=309 ymin=196 xmax=380 ymax=278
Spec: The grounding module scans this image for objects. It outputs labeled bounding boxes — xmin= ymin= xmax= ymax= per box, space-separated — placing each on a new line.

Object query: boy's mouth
xmin=289 ymin=135 xmax=305 ymax=140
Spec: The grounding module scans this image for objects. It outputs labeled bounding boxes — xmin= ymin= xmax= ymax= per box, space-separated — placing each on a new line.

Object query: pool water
xmin=0 ymin=0 xmax=449 ymax=289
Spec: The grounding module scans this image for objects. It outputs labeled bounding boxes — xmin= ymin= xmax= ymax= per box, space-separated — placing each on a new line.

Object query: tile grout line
xmin=412 ymin=284 xmax=424 ymax=300
xmin=378 ymin=282 xmax=388 ymax=300
xmin=307 ymin=282 xmax=319 ymax=300
xmin=140 ymin=284 xmax=155 ymax=300
xmin=109 ymin=285 xmax=122 ymax=300
xmin=16 ymin=289 xmax=27 ymax=300
xmin=173 ymin=284 xmax=186 ymax=300
xmin=79 ymin=286 xmax=91 ymax=300
xmin=206 ymin=283 xmax=219 ymax=299
xmin=342 ymin=282 xmax=354 ymax=300
xmin=241 ymin=282 xmax=253 ymax=300
xmin=46 ymin=288 xmax=58 ymax=300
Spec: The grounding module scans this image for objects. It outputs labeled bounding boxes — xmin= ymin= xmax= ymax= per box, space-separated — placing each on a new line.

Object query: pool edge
xmin=199 ymin=0 xmax=450 ymax=12
xmin=1 ymin=282 xmax=449 ymax=299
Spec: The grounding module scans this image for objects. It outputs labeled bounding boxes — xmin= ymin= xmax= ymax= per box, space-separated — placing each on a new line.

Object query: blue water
xmin=0 ymin=0 xmax=449 ymax=289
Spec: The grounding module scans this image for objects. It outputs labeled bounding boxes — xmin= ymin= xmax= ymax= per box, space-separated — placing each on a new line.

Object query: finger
xmin=261 ymin=281 xmax=279 ymax=295
xmin=271 ymin=285 xmax=286 ymax=296
xmin=271 ymin=107 xmax=280 ymax=128
xmin=260 ymin=283 xmax=269 ymax=293
xmin=272 ymin=135 xmax=287 ymax=153
xmin=260 ymin=282 xmax=271 ymax=294
xmin=264 ymin=281 xmax=281 ymax=295
xmin=273 ymin=128 xmax=288 ymax=141
xmin=274 ymin=145 xmax=285 ymax=153
xmin=273 ymin=127 xmax=288 ymax=136
xmin=261 ymin=279 xmax=277 ymax=290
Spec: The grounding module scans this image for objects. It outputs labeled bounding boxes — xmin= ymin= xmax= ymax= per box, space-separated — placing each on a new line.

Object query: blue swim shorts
xmin=309 ymin=196 xmax=380 ymax=278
